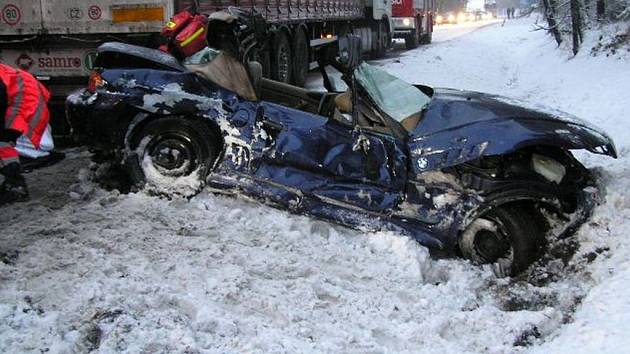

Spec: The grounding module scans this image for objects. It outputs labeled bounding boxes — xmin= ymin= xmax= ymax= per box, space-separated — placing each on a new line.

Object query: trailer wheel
xmin=271 ymin=31 xmax=292 ymax=84
xmin=371 ymin=20 xmax=388 ymax=58
xmin=250 ymin=47 xmax=271 ymax=78
xmin=405 ymin=23 xmax=419 ymax=49
xmin=292 ymin=29 xmax=309 ymax=87
xmin=420 ymin=31 xmax=432 ymax=44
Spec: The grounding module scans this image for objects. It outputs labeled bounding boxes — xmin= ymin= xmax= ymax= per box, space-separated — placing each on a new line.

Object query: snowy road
xmin=2 ymin=18 xmax=630 ymax=353
xmin=391 ymin=19 xmax=503 ymax=49
xmin=429 ymin=20 xmax=503 ymax=44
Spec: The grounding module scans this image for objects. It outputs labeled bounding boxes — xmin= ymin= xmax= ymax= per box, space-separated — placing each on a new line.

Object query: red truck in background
xmin=0 ymin=0 xmax=393 ymax=140
xmin=392 ymin=0 xmax=435 ymax=49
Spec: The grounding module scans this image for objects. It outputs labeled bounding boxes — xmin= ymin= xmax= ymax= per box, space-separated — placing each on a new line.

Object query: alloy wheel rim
xmin=145 ymin=133 xmax=199 ymax=177
xmin=473 ymin=223 xmax=511 ymax=263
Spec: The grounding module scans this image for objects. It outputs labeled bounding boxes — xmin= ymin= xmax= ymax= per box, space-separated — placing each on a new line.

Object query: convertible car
xmin=66 ymin=29 xmax=616 ymax=276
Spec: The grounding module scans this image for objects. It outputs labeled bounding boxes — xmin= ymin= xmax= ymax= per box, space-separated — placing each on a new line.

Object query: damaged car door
xmin=250 ymin=101 xmax=408 ymax=214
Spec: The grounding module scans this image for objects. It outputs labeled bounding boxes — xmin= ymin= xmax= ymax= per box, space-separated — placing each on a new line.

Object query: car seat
xmin=334 ymin=90 xmax=352 ymax=113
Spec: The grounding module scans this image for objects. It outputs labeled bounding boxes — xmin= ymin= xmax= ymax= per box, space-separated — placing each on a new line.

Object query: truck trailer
xmin=0 ymin=0 xmax=394 ymax=138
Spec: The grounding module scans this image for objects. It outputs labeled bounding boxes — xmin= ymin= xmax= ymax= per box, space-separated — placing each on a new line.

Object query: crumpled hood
xmin=417 ymin=89 xmax=605 ymax=137
xmin=407 ymin=88 xmax=616 ymax=173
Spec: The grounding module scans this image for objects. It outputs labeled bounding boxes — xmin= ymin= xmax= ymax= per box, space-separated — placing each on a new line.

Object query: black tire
xmin=270 ymin=31 xmax=292 ymax=84
xmin=420 ymin=31 xmax=432 ymax=45
xmin=459 ymin=204 xmax=546 ymax=276
xmin=250 ymin=47 xmax=271 ymax=78
xmin=371 ymin=20 xmax=388 ymax=58
xmin=292 ymin=28 xmax=309 ymax=87
xmin=405 ymin=29 xmax=419 ymax=49
xmin=127 ymin=117 xmax=219 ymax=197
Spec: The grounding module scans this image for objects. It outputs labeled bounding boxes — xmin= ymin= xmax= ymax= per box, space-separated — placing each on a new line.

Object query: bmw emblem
xmin=417 ymin=157 xmax=428 ymax=170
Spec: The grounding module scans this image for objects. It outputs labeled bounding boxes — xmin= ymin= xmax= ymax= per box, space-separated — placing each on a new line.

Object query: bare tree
xmin=538 ymin=0 xmax=629 ymax=54
xmin=570 ymin=0 xmax=584 ymax=54
xmin=541 ymin=0 xmax=564 ymax=45
xmin=596 ymin=0 xmax=606 ymax=19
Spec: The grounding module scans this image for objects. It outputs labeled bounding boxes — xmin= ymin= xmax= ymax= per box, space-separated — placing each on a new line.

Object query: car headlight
xmin=436 ymin=15 xmax=443 ymax=24
xmin=532 ymin=154 xmax=566 ymax=184
xmin=457 ymin=12 xmax=467 ymax=23
xmin=395 ymin=17 xmax=415 ymax=28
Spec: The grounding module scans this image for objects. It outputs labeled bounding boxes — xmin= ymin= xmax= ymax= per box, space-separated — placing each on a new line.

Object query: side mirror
xmin=338 ymin=35 xmax=362 ymax=71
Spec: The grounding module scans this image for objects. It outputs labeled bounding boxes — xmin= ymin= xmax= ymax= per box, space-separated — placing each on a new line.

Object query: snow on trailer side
xmin=0 ymin=0 xmax=174 ymax=35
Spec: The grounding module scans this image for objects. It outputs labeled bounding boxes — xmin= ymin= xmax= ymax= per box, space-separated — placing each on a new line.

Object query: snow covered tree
xmin=539 ymin=0 xmax=630 ymax=53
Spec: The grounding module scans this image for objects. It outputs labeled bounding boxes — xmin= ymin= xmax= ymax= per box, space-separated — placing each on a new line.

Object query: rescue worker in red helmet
xmin=0 ymin=63 xmax=51 ymax=205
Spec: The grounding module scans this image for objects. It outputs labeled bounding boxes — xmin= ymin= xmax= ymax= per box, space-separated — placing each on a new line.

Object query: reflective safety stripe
xmin=4 ymin=74 xmax=23 ymax=129
xmin=180 ymin=27 xmax=205 ymax=47
xmin=0 ymin=143 xmax=19 ymax=168
xmin=0 ymin=156 xmax=19 ymax=167
xmin=25 ymin=85 xmax=47 ymax=142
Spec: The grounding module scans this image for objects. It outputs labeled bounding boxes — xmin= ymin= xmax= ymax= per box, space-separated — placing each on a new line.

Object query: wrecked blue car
xmin=66 ymin=35 xmax=616 ymax=276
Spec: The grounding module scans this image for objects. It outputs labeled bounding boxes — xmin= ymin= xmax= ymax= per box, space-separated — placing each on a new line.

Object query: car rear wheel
xmin=459 ymin=203 xmax=546 ymax=276
xmin=127 ymin=117 xmax=218 ymax=197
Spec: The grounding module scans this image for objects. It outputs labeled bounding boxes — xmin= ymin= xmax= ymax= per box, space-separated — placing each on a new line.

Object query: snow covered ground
xmin=394 ymin=19 xmax=503 ymax=47
xmin=1 ymin=17 xmax=630 ymax=353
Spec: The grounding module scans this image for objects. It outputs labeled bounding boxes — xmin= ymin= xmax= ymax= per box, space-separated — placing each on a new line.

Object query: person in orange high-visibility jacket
xmin=0 ymin=63 xmax=50 ymax=205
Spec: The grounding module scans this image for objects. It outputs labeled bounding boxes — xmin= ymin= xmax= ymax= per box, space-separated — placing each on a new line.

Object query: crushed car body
xmin=66 ymin=21 xmax=616 ymax=276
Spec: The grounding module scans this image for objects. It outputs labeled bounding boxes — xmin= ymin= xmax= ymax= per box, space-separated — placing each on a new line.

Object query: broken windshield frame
xmin=353 ymin=63 xmax=431 ymax=123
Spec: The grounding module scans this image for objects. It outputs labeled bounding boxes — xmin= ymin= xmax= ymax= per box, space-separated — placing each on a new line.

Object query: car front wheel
xmin=459 ymin=203 xmax=546 ymax=276
xmin=127 ymin=116 xmax=219 ymax=197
